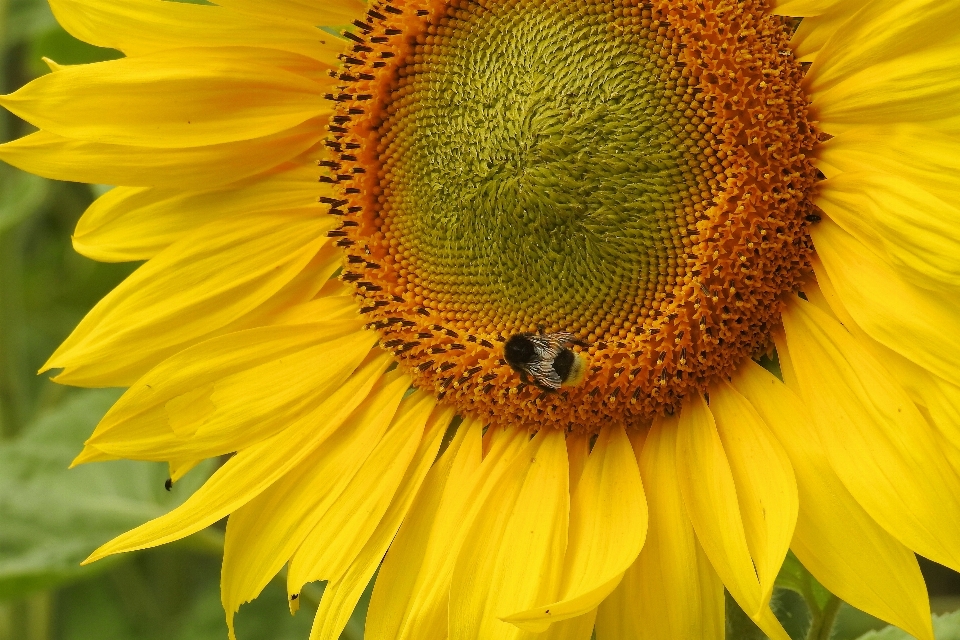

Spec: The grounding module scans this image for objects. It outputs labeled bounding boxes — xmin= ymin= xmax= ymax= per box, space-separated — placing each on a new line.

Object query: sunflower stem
xmin=806 ymin=594 xmax=841 ymax=640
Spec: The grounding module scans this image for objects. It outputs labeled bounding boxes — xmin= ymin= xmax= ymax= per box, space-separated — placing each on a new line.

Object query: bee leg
xmin=571 ymin=339 xmax=591 ymax=348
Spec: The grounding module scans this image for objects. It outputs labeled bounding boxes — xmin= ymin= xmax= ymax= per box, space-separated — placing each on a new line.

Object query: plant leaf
xmin=854 ymin=611 xmax=960 ymax=640
xmin=774 ymin=551 xmax=833 ymax=611
xmin=0 ymin=169 xmax=48 ymax=234
xmin=0 ymin=388 xmax=214 ymax=598
xmin=8 ymin=0 xmax=57 ymax=50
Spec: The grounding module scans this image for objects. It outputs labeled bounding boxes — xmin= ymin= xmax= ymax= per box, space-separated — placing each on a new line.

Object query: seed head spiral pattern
xmin=324 ymin=0 xmax=819 ymax=431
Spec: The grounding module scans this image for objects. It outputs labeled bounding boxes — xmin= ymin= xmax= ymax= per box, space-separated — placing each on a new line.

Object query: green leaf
xmin=853 ymin=611 xmax=960 ymax=640
xmin=775 ymin=551 xmax=833 ymax=612
xmin=51 ymin=557 xmax=366 ymax=640
xmin=0 ymin=389 xmax=215 ymax=599
xmin=775 ymin=551 xmax=809 ymax=595
xmin=179 ymin=580 xmax=317 ymax=640
xmin=7 ymin=0 xmax=57 ymax=50
xmin=27 ymin=25 xmax=122 ymax=76
xmin=0 ymin=170 xmax=48 ymax=234
xmin=726 ymin=590 xmax=768 ymax=640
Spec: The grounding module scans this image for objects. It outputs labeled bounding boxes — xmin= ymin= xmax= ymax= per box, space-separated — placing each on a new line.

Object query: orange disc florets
xmin=320 ymin=0 xmax=819 ymax=431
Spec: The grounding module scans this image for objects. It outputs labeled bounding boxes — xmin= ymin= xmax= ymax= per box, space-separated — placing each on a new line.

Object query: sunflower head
xmin=325 ymin=0 xmax=820 ymax=431
xmin=5 ymin=0 xmax=960 ymax=639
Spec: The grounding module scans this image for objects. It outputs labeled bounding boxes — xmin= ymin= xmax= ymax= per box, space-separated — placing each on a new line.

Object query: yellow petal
xmin=503 ymin=425 xmax=647 ymax=632
xmin=805 ymin=262 xmax=960 ymax=474
xmin=81 ymin=352 xmax=392 ymax=564
xmin=676 ymin=394 xmax=792 ymax=640
xmin=815 ymin=125 xmax=960 ymax=203
xmin=0 ymin=120 xmax=325 ymax=189
xmin=807 ymin=0 xmax=960 ymax=135
xmin=790 ymin=0 xmax=880 ymax=62
xmin=811 ymin=218 xmax=960 ymax=388
xmin=212 ymin=0 xmax=364 ymax=29
xmin=675 ymin=393 xmax=762 ymax=615
xmin=49 ymin=0 xmax=341 ymax=63
xmin=709 ymin=380 xmax=798 ymax=604
xmin=627 ymin=429 xmax=647 ymax=462
xmin=732 ymin=359 xmax=934 ymax=640
xmin=807 ymin=0 xmax=960 ymax=95
xmin=539 ymin=610 xmax=597 ymax=640
xmin=595 ymin=417 xmax=724 ymax=640
xmin=286 ymin=390 xmax=442 ymax=591
xmin=225 ymin=243 xmax=345 ymax=330
xmin=782 ymin=295 xmax=960 ymax=572
xmin=306 ymin=403 xmax=458 ymax=640
xmin=449 ymin=429 xmax=569 ymax=640
xmin=168 ymin=457 xmax=202 ymax=483
xmin=220 ymin=372 xmax=411 ymax=636
xmin=816 ymin=171 xmax=960 ymax=290
xmin=812 ymin=256 xmax=960 ymax=475
xmin=73 ymin=159 xmax=327 ymax=262
xmin=0 ymin=47 xmax=329 ymax=148
xmin=566 ymin=432 xmax=590 ymax=496
xmin=44 ymin=212 xmax=335 ymax=386
xmin=87 ymin=324 xmax=373 ymax=461
xmin=366 ymin=427 xmax=529 ymax=639
xmin=773 ymin=0 xmax=845 ymax=17
xmin=265 ymin=292 xmax=357 ymax=327
xmin=365 ymin=422 xmax=524 ymax=640
xmin=70 ymin=444 xmax=117 ymax=466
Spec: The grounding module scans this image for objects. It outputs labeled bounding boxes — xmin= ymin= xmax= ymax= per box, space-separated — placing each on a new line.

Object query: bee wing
xmin=528 ymin=359 xmax=563 ymax=390
xmin=528 ymin=335 xmax=563 ymax=360
xmin=550 ymin=332 xmax=589 ymax=348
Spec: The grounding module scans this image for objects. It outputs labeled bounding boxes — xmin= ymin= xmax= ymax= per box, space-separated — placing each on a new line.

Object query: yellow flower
xmin=3 ymin=0 xmax=960 ymax=638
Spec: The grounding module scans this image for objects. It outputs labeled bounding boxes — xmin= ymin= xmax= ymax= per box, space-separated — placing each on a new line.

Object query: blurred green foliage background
xmin=1 ymin=1 xmax=960 ymax=639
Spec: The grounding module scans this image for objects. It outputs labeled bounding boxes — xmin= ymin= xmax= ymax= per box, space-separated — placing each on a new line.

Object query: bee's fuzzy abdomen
xmin=561 ymin=352 xmax=588 ymax=387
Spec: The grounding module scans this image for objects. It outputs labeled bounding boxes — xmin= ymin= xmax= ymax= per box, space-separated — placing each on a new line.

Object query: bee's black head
xmin=504 ymin=334 xmax=536 ymax=368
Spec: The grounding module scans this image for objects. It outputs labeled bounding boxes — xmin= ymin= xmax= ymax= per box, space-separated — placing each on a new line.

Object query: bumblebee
xmin=504 ymin=331 xmax=589 ymax=391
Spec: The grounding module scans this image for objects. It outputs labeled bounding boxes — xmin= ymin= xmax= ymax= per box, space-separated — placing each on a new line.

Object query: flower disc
xmin=326 ymin=0 xmax=819 ymax=430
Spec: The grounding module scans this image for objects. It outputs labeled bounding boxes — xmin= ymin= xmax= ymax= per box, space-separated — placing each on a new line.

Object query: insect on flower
xmin=504 ymin=331 xmax=589 ymax=391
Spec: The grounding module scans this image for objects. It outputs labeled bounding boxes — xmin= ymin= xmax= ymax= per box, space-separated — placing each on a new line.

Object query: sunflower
xmin=3 ymin=0 xmax=960 ymax=637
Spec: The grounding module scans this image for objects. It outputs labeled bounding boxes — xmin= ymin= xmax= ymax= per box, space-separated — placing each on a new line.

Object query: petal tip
xmin=79 ymin=548 xmax=105 ymax=566
xmin=499 ymin=612 xmax=552 ymax=633
xmin=70 ymin=444 xmax=107 ymax=467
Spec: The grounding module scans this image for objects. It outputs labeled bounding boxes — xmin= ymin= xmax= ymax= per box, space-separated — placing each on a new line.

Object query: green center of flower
xmin=377 ymin=0 xmax=697 ymax=339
